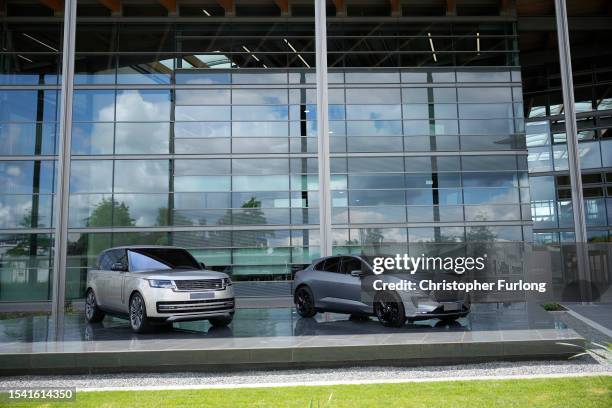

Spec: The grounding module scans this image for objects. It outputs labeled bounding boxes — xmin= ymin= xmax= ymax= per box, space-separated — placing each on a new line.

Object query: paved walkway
xmin=562 ymin=303 xmax=612 ymax=340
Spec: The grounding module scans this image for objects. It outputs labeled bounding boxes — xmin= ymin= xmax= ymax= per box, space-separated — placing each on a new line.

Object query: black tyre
xmin=374 ymin=291 xmax=407 ymax=328
xmin=209 ymin=313 xmax=234 ymax=327
xmin=129 ymin=292 xmax=152 ymax=333
xmin=84 ymin=289 xmax=105 ymax=323
xmin=294 ymin=286 xmax=317 ymax=318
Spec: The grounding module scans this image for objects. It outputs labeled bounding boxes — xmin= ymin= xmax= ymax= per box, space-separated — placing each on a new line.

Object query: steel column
xmin=315 ymin=0 xmax=332 ymax=257
xmin=51 ymin=0 xmax=77 ymax=341
xmin=554 ymin=0 xmax=591 ymax=295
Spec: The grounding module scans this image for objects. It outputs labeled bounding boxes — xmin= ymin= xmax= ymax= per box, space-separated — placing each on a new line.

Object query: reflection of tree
xmin=85 ymin=197 xmax=135 ymax=228
xmin=6 ymin=212 xmax=52 ymax=257
xmin=212 ymin=197 xmax=274 ymax=248
xmin=359 ymin=228 xmax=384 ymax=253
xmin=466 ymin=225 xmax=496 ymax=242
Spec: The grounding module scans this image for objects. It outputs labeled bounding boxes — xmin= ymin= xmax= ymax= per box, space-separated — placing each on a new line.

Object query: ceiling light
xmin=427 ymin=33 xmax=437 ymax=63
xmin=476 ymin=32 xmax=480 ymax=55
xmin=284 ymin=38 xmax=311 ymax=68
xmin=18 ymin=55 xmax=33 ymax=63
xmin=202 ymin=9 xmax=211 ymax=16
xmin=23 ymin=33 xmax=58 ymax=52
xmin=242 ymin=45 xmax=261 ymax=62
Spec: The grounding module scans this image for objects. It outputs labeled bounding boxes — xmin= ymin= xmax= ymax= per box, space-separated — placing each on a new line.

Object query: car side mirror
xmin=350 ymin=270 xmax=366 ymax=277
xmin=200 ymin=262 xmax=206 ymax=270
xmin=110 ymin=262 xmax=127 ymax=272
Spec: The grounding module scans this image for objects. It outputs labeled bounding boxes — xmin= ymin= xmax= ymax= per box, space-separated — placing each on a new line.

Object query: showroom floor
xmin=0 ymin=303 xmax=586 ymax=374
xmin=0 ymin=302 xmax=566 ymax=343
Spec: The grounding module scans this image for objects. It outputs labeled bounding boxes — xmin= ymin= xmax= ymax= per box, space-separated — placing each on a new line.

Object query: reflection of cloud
xmin=174 ymin=122 xmax=231 ymax=139
xmin=114 ymin=194 xmax=166 ymax=226
xmin=115 ymin=123 xmax=169 ymax=154
xmin=6 ymin=165 xmax=21 ymax=177
xmin=232 ymin=89 xmax=287 ymax=105
xmin=347 ymin=121 xmax=402 ymax=137
xmin=114 ymin=160 xmax=169 ymax=193
xmin=115 ymin=90 xmax=170 ymax=122
xmin=349 ymin=207 xmax=405 ymax=224
xmin=0 ymin=198 xmax=31 ymax=228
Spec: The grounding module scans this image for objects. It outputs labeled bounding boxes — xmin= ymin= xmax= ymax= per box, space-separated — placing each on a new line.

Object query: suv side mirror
xmin=350 ymin=270 xmax=366 ymax=278
xmin=200 ymin=262 xmax=206 ymax=270
xmin=110 ymin=262 xmax=127 ymax=272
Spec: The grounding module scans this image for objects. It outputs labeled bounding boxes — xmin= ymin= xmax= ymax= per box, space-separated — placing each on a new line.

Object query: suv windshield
xmin=128 ymin=248 xmax=201 ymax=272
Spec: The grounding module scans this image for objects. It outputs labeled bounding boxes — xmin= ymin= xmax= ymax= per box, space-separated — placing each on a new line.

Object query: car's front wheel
xmin=129 ymin=292 xmax=152 ymax=333
xmin=294 ymin=286 xmax=317 ymax=317
xmin=85 ymin=289 xmax=105 ymax=323
xmin=374 ymin=291 xmax=407 ymax=328
xmin=209 ymin=314 xmax=234 ymax=327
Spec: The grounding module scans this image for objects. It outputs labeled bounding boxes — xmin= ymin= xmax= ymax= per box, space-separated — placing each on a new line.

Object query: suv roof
xmin=103 ymin=245 xmax=185 ymax=251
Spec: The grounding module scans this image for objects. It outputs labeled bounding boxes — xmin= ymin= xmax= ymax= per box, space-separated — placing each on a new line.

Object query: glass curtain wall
xmin=522 ymin=9 xmax=612 ymax=244
xmin=325 ymin=14 xmax=530 ymax=257
xmin=0 ymin=9 xmax=62 ymax=303
xmin=65 ymin=6 xmax=318 ymax=300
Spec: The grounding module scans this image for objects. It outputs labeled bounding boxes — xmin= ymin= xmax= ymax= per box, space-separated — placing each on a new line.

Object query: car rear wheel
xmin=129 ymin=292 xmax=152 ymax=333
xmin=374 ymin=291 xmax=406 ymax=328
xmin=294 ymin=286 xmax=317 ymax=317
xmin=209 ymin=314 xmax=234 ymax=327
xmin=85 ymin=289 xmax=105 ymax=323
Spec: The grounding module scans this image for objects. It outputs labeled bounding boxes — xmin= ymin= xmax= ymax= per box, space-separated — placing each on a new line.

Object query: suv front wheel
xmin=129 ymin=292 xmax=152 ymax=333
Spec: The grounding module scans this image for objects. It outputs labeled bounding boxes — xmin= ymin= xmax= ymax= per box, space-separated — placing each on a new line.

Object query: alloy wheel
xmin=295 ymin=287 xmax=316 ymax=317
xmin=130 ymin=295 xmax=144 ymax=329
xmin=375 ymin=293 xmax=404 ymax=327
xmin=85 ymin=291 xmax=96 ymax=320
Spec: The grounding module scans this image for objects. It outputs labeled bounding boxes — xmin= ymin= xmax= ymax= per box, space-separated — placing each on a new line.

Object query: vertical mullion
xmin=51 ymin=0 xmax=77 ymax=341
xmin=554 ymin=0 xmax=591 ymax=297
xmin=315 ymin=0 xmax=332 ymax=257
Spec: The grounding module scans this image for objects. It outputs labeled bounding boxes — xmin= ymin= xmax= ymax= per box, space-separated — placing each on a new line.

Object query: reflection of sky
xmin=0 ymin=124 xmax=56 ymax=156
xmin=1 ymin=161 xmax=54 ymax=194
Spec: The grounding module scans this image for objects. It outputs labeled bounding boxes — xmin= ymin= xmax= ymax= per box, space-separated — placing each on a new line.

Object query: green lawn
xmin=4 ymin=376 xmax=611 ymax=408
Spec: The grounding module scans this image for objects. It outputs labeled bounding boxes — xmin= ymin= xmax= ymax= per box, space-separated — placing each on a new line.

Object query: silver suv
xmin=293 ymin=255 xmax=470 ymax=327
xmin=85 ymin=246 xmax=235 ymax=333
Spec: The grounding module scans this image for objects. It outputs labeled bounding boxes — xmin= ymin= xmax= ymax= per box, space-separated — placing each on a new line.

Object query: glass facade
xmin=0 ymin=0 xmax=608 ymax=307
xmin=521 ymin=7 xmax=612 ymax=244
xmin=0 ymin=17 xmax=62 ymax=302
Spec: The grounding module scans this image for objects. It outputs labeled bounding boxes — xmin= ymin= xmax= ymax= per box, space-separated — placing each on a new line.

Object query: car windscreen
xmin=128 ymin=248 xmax=201 ymax=272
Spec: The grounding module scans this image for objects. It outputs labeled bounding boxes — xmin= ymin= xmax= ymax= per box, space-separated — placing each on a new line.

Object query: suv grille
xmin=157 ymin=299 xmax=234 ymax=313
xmin=175 ymin=279 xmax=224 ymax=291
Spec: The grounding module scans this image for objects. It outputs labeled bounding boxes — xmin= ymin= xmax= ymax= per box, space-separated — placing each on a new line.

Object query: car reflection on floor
xmin=80 ymin=310 xmax=468 ymax=341
xmin=293 ymin=315 xmax=467 ymax=337
xmin=0 ymin=303 xmax=562 ymax=343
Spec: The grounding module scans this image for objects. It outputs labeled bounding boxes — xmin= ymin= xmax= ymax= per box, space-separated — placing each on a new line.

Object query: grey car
xmin=293 ymin=255 xmax=470 ymax=327
xmin=85 ymin=246 xmax=235 ymax=333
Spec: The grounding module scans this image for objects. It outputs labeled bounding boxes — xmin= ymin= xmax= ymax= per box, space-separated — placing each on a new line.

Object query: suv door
xmin=94 ymin=250 xmax=116 ymax=309
xmin=106 ymin=249 xmax=128 ymax=311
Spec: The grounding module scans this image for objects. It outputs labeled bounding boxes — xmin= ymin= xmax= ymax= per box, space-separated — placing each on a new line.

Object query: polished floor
xmin=0 ymin=302 xmax=566 ymax=344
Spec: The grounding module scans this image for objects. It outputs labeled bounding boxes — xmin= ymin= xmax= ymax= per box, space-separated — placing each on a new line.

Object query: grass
xmin=4 ymin=376 xmax=611 ymax=408
xmin=541 ymin=302 xmax=566 ymax=311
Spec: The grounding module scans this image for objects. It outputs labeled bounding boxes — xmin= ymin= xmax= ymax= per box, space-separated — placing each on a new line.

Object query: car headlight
xmin=223 ymin=277 xmax=233 ymax=287
xmin=148 ymin=279 xmax=175 ymax=289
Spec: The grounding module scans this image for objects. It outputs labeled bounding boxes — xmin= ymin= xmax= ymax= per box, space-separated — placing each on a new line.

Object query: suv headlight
xmin=148 ymin=279 xmax=175 ymax=289
xmin=223 ymin=277 xmax=233 ymax=287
